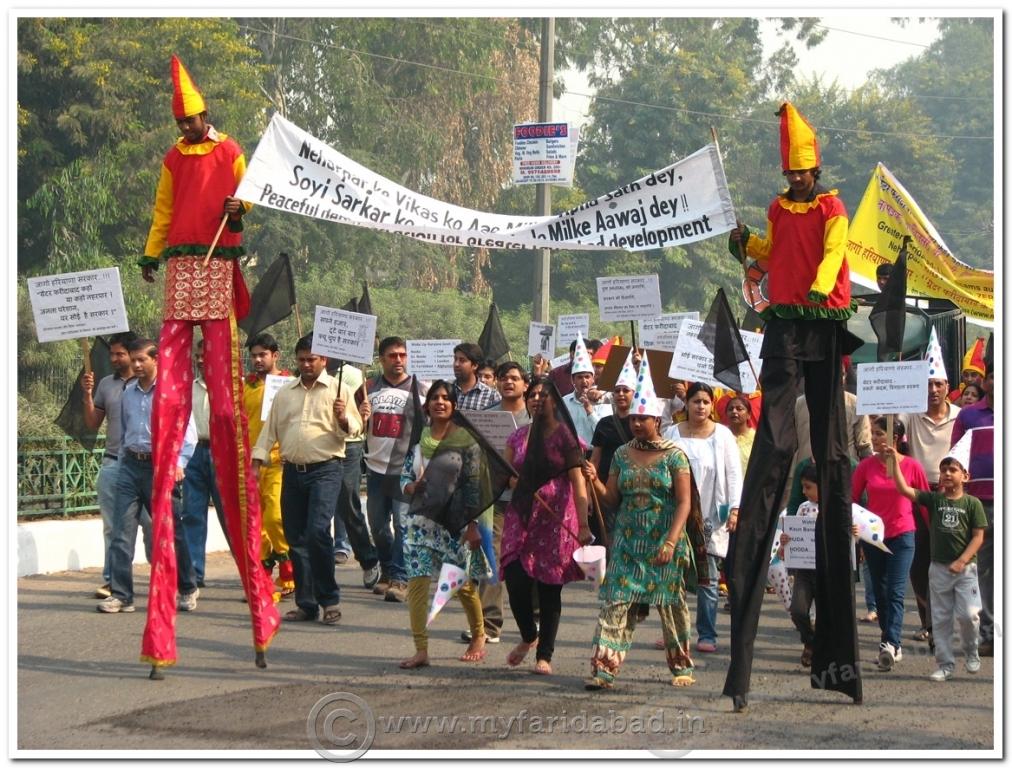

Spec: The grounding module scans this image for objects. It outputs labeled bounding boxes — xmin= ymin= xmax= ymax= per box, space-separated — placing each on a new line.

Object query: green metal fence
xmin=17 ymin=436 xmax=104 ymax=518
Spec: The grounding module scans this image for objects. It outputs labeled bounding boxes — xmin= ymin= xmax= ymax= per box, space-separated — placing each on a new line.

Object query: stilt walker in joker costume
xmin=724 ymin=102 xmax=864 ymax=710
xmin=139 ymin=55 xmax=280 ymax=679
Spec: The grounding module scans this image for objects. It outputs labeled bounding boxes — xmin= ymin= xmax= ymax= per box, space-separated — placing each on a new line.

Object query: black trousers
xmin=504 ymin=559 xmax=562 ymax=662
xmin=725 ymin=317 xmax=861 ymax=702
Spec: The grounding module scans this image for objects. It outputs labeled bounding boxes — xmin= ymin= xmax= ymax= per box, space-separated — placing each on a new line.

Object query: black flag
xmin=408 ymin=410 xmax=516 ymax=536
xmin=700 ymin=288 xmax=750 ymax=392
xmin=55 ymin=337 xmax=113 ymax=450
xmin=358 ymin=281 xmax=374 ymax=318
xmin=477 ymin=302 xmax=510 ymax=364
xmin=870 ymin=237 xmax=910 ymax=361
xmin=238 ymin=253 xmax=297 ymax=338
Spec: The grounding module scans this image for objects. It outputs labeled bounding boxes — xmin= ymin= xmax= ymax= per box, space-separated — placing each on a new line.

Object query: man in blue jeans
xmin=364 ymin=337 xmax=428 ymax=603
xmin=178 ymin=339 xmax=229 ymax=588
xmin=99 ymin=338 xmax=198 ymax=613
xmin=81 ymin=331 xmax=152 ymax=599
xmin=252 ymin=335 xmax=362 ymax=625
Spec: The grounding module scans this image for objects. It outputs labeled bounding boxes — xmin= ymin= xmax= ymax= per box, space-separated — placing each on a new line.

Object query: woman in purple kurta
xmin=500 ymin=378 xmax=591 ymax=675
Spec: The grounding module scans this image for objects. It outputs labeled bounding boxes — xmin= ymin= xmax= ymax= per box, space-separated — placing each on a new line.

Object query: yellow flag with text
xmin=846 ymin=163 xmax=993 ymax=326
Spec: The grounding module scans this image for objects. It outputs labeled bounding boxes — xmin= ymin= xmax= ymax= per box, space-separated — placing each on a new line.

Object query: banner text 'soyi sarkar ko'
xmin=235 ymin=114 xmax=737 ymax=252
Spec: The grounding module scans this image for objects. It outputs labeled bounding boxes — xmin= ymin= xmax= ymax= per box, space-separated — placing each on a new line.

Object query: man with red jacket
xmin=724 ymin=102 xmax=863 ymax=710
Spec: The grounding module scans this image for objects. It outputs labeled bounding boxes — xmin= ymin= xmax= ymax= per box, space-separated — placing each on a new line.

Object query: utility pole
xmin=532 ymin=17 xmax=554 ymax=323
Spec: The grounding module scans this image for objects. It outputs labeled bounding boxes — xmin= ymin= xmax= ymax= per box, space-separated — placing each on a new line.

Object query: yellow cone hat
xmin=778 ymin=101 xmax=820 ymax=171
xmin=171 ymin=55 xmax=207 ymax=119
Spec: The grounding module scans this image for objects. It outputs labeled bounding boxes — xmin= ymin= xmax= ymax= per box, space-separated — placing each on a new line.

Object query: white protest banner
xmin=461 ymin=410 xmax=518 ymax=453
xmin=235 ymin=114 xmax=736 ymax=253
xmin=855 ymin=361 xmax=930 ymax=415
xmin=528 ymin=322 xmax=557 ymax=358
xmin=638 ymin=311 xmax=699 ymax=352
xmin=668 ymin=319 xmax=764 ymax=393
xmin=596 ymin=275 xmax=662 ymax=322
xmin=557 ymin=314 xmax=590 ymax=349
xmin=28 ymin=267 xmax=129 ymax=343
xmin=406 ymin=339 xmax=460 ymax=381
xmin=311 ymin=306 xmax=377 ymax=365
xmin=261 ymin=374 xmax=296 ymax=421
xmin=513 ymin=122 xmax=577 ymax=186
xmin=783 ymin=516 xmax=817 ymax=570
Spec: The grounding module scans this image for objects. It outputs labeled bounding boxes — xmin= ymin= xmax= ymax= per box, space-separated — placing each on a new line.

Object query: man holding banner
xmin=725 ymin=102 xmax=863 ymax=709
xmin=138 ymin=55 xmax=279 ymax=674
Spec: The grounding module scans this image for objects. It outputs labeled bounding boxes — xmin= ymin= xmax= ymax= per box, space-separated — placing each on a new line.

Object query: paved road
xmin=17 ymin=552 xmax=996 ymax=755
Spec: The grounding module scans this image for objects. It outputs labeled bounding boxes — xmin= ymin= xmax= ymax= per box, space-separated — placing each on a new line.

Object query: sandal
xmin=399 ymin=653 xmax=431 ymax=669
xmin=507 ymin=640 xmax=537 ymax=667
xmin=913 ymin=628 xmax=931 ymax=642
xmin=671 ymin=669 xmax=695 ymax=687
xmin=859 ymin=611 xmax=878 ymax=623
xmin=532 ymin=659 xmax=552 ymax=675
xmin=321 ymin=606 xmax=342 ymax=625
xmin=284 ymin=607 xmax=316 ymax=622
xmin=459 ymin=638 xmax=487 ymax=663
xmin=585 ymin=676 xmax=613 ymax=690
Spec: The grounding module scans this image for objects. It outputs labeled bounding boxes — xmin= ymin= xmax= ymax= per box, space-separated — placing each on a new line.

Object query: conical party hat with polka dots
xmin=570 ymin=331 xmax=594 ymax=375
xmin=924 ymin=327 xmax=948 ymax=383
xmin=631 ymin=350 xmax=664 ymax=417
xmin=615 ymin=348 xmax=638 ymax=391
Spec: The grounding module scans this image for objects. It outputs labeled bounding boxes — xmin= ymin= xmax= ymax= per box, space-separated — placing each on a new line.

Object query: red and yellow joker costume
xmin=724 ymin=103 xmax=863 ymax=707
xmin=140 ymin=56 xmax=279 ymax=670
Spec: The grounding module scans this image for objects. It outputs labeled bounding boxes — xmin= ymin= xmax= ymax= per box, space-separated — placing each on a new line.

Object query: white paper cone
xmin=426 ymin=562 xmax=467 ymax=626
xmin=852 ymin=503 xmax=893 ymax=553
xmin=572 ymin=545 xmax=607 ymax=585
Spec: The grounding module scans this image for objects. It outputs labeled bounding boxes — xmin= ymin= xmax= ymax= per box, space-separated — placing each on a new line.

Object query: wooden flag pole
xmin=80 ymin=338 xmax=92 ymax=376
xmin=293 ymin=303 xmax=304 ymax=338
xmin=588 ymin=481 xmax=610 ymax=550
xmin=202 ymin=213 xmax=231 ymax=268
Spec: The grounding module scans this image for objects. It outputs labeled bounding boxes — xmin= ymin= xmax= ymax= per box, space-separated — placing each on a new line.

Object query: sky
xmin=553 ymin=15 xmax=943 ymax=129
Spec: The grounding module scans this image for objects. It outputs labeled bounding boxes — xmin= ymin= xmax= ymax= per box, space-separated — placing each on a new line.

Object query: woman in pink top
xmin=852 ymin=417 xmax=929 ymax=672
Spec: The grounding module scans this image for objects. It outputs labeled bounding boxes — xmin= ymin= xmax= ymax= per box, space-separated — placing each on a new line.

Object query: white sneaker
xmin=929 ymin=667 xmax=953 ymax=682
xmin=893 ymin=646 xmax=903 ymax=663
xmin=178 ymin=588 xmax=199 ymax=612
xmin=965 ymin=657 xmax=982 ymax=674
xmin=878 ymin=642 xmax=896 ymax=671
xmin=97 ymin=596 xmax=135 ymax=613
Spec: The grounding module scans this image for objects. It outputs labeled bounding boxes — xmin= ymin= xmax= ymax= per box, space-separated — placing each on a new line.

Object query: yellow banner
xmin=846 ymin=163 xmax=993 ymax=326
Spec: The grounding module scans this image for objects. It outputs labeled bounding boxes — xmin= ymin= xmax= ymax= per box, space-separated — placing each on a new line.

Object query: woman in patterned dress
xmin=500 ymin=378 xmax=592 ymax=675
xmin=399 ymin=381 xmax=489 ymax=669
xmin=583 ymin=409 xmax=696 ymax=689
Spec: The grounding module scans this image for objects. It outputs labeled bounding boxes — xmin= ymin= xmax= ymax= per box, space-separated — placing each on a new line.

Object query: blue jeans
xmin=334 ymin=442 xmax=378 ymax=568
xmin=696 ymin=554 xmax=720 ymax=644
xmin=97 ymin=457 xmax=152 ymax=582
xmin=108 ymin=454 xmax=196 ymax=603
xmin=179 ymin=443 xmax=225 ymax=582
xmin=281 ymin=459 xmax=343 ymax=612
xmin=365 ymin=469 xmax=407 ymax=582
xmin=861 ymin=560 xmax=877 ymax=613
xmin=863 ymin=531 xmax=916 ymax=649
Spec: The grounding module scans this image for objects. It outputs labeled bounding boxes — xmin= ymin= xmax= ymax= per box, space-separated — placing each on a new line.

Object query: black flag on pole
xmin=55 ymin=337 xmax=113 ymax=450
xmin=700 ymin=288 xmax=750 ymax=392
xmin=238 ymin=253 xmax=297 ymax=338
xmin=358 ymin=281 xmax=374 ymax=318
xmin=477 ymin=302 xmax=510 ymax=364
xmin=869 ymin=237 xmax=910 ymax=361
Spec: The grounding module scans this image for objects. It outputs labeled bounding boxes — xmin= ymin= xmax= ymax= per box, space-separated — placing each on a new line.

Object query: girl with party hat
xmin=583 ymin=354 xmax=700 ymax=689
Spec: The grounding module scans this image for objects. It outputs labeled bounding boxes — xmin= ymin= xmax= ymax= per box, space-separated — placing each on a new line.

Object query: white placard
xmin=668 ymin=319 xmax=764 ymax=394
xmin=528 ymin=322 xmax=557 ymax=357
xmin=461 ymin=410 xmax=518 ymax=453
xmin=783 ymin=516 xmax=817 ymax=570
xmin=27 ymin=267 xmax=129 ymax=342
xmin=556 ymin=314 xmax=590 ymax=349
xmin=406 ymin=339 xmax=460 ymax=381
xmin=550 ymin=352 xmax=571 ymax=370
xmin=596 ymin=275 xmax=662 ymax=322
xmin=311 ymin=306 xmax=377 ymax=365
xmin=638 ymin=311 xmax=700 ymax=351
xmin=512 ymin=122 xmax=577 ymax=186
xmin=855 ymin=361 xmax=930 ymax=415
xmin=261 ymin=374 xmax=296 ymax=421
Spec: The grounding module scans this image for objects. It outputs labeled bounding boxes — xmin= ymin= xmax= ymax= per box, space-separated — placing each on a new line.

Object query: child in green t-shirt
xmin=887 ymin=448 xmax=987 ymax=681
